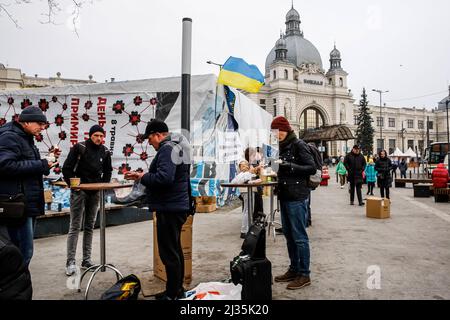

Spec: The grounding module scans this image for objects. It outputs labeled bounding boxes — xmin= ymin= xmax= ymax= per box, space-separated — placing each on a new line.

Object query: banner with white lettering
xmin=0 ymin=75 xmax=272 ymax=202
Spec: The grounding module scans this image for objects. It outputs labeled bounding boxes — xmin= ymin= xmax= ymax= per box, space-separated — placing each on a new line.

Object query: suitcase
xmin=230 ymin=255 xmax=272 ymax=300
xmin=230 ymin=215 xmax=272 ymax=300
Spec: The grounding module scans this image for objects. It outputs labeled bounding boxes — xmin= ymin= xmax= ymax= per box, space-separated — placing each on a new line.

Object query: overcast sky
xmin=1 ymin=0 xmax=449 ymax=109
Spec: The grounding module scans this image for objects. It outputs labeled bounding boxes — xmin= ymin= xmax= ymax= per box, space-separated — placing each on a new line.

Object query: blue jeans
xmin=7 ymin=217 xmax=36 ymax=267
xmin=280 ymin=199 xmax=310 ymax=277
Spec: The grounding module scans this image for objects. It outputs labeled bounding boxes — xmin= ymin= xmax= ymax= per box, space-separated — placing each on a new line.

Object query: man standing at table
xmin=125 ymin=119 xmax=191 ymax=300
xmin=62 ymin=125 xmax=112 ymax=276
xmin=271 ymin=116 xmax=316 ymax=290
xmin=0 ymin=106 xmax=58 ymax=267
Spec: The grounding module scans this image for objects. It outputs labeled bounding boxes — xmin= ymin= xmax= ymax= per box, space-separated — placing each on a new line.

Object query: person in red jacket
xmin=432 ymin=163 xmax=449 ymax=189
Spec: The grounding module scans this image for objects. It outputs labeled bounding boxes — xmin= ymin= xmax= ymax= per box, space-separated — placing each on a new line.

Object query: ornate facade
xmin=246 ymin=5 xmax=448 ymax=158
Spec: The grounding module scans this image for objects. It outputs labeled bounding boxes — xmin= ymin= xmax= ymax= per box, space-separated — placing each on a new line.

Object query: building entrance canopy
xmin=299 ymin=125 xmax=354 ymax=142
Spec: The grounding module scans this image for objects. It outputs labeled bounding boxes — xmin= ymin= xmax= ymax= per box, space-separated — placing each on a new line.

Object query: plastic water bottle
xmin=106 ymin=195 xmax=112 ymax=205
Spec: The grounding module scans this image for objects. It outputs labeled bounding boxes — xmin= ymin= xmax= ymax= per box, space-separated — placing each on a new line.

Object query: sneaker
xmin=286 ymin=276 xmax=311 ymax=290
xmin=350 ymin=201 xmax=354 ymax=205
xmin=274 ymin=269 xmax=297 ymax=283
xmin=65 ymin=260 xmax=77 ymax=276
xmin=359 ymin=202 xmax=365 ymax=206
xmin=340 ymin=186 xmax=344 ymax=189
xmin=81 ymin=260 xmax=95 ymax=270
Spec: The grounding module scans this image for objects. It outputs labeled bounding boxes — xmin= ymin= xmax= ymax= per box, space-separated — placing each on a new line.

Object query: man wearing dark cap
xmin=0 ymin=106 xmax=58 ymax=266
xmin=125 ymin=119 xmax=191 ymax=300
xmin=62 ymin=124 xmax=112 ymax=276
xmin=270 ymin=116 xmax=316 ymax=290
xmin=344 ymin=145 xmax=366 ymax=206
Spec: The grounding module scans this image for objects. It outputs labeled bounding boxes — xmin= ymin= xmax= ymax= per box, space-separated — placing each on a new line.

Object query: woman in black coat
xmin=375 ymin=150 xmax=393 ymax=199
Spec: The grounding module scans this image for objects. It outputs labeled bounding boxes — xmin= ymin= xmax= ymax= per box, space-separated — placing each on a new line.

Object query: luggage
xmin=230 ymin=255 xmax=272 ymax=300
xmin=230 ymin=215 xmax=272 ymax=300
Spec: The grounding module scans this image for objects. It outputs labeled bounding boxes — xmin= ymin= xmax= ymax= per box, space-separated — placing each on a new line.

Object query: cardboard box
xmin=153 ymin=213 xmax=193 ymax=284
xmin=366 ymin=197 xmax=390 ymax=219
xmin=44 ymin=190 xmax=53 ymax=203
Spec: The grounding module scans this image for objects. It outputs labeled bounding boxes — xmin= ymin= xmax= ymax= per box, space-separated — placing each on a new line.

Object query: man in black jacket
xmin=344 ymin=145 xmax=367 ymax=206
xmin=0 ymin=106 xmax=57 ymax=266
xmin=62 ymin=124 xmax=112 ymax=276
xmin=125 ymin=119 xmax=191 ymax=300
xmin=271 ymin=116 xmax=316 ymax=290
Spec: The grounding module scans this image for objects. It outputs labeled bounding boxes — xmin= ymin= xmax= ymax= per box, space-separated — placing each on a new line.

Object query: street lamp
xmin=400 ymin=120 xmax=407 ymax=153
xmin=372 ymin=89 xmax=389 ymax=151
xmin=446 ymin=85 xmax=450 ymax=170
xmin=206 ymin=60 xmax=223 ymax=69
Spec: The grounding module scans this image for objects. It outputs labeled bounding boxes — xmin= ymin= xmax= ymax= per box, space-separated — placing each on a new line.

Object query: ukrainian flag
xmin=218 ymin=56 xmax=264 ymax=93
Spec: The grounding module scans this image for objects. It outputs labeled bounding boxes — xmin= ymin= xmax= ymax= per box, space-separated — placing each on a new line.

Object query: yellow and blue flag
xmin=218 ymin=56 xmax=264 ymax=93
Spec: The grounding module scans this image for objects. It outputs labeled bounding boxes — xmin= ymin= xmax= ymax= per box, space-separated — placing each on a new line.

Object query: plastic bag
xmin=182 ymin=282 xmax=242 ymax=300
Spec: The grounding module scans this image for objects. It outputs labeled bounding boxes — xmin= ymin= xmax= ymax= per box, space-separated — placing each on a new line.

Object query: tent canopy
xmin=390 ymin=147 xmax=405 ymax=157
xmin=404 ymin=147 xmax=417 ymax=158
xmin=300 ymin=125 xmax=355 ymax=142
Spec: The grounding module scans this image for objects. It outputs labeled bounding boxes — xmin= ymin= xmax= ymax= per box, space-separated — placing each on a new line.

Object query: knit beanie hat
xmin=18 ymin=106 xmax=47 ymax=123
xmin=89 ymin=124 xmax=105 ymax=137
xmin=271 ymin=116 xmax=292 ymax=132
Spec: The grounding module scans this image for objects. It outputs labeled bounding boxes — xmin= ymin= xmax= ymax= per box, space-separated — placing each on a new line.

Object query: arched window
xmin=284 ymin=69 xmax=288 ymax=80
xmin=299 ymin=107 xmax=325 ymax=131
xmin=329 ymin=78 xmax=332 ymax=85
xmin=273 ymin=70 xmax=277 ymax=80
xmin=339 ymin=77 xmax=343 ymax=87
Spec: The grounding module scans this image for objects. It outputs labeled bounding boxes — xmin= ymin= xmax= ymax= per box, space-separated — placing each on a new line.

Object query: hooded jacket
xmin=0 ymin=122 xmax=50 ymax=218
xmin=140 ymin=133 xmax=191 ymax=212
xmin=432 ymin=163 xmax=449 ymax=189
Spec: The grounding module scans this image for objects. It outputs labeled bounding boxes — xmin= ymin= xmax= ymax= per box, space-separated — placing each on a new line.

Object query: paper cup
xmin=70 ymin=177 xmax=81 ymax=188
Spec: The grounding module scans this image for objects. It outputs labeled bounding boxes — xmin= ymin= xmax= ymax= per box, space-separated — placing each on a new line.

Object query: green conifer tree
xmin=355 ymin=88 xmax=375 ymax=156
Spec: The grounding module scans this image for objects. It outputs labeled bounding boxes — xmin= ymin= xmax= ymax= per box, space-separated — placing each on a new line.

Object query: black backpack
xmin=100 ymin=274 xmax=141 ymax=300
xmin=0 ymin=231 xmax=32 ymax=300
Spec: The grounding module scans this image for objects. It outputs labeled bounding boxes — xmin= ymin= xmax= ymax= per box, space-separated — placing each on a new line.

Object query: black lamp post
xmin=373 ymin=89 xmax=389 ymax=151
xmin=446 ymin=85 xmax=450 ymax=170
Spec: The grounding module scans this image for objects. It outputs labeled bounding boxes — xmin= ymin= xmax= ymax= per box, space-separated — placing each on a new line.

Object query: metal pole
xmin=99 ymin=189 xmax=105 ymax=272
xmin=181 ymin=18 xmax=192 ymax=140
xmin=379 ymin=92 xmax=382 ymax=147
xmin=446 ymin=85 xmax=450 ymax=170
xmin=402 ymin=121 xmax=404 ymax=152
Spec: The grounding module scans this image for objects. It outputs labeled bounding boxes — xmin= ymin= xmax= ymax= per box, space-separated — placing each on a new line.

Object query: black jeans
xmin=253 ymin=187 xmax=264 ymax=220
xmin=350 ymin=182 xmax=363 ymax=204
xmin=367 ymin=182 xmax=375 ymax=195
xmin=380 ymin=187 xmax=390 ymax=199
xmin=156 ymin=211 xmax=188 ymax=299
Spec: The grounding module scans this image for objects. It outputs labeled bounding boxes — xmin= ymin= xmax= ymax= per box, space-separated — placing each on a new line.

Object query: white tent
xmin=389 ymin=147 xmax=405 ymax=157
xmin=0 ymin=74 xmax=272 ymax=201
xmin=404 ymin=147 xmax=417 ymax=158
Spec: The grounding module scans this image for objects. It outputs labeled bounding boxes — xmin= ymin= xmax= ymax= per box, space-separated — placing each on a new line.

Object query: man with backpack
xmin=62 ymin=124 xmax=112 ymax=276
xmin=124 ymin=119 xmax=192 ymax=300
xmin=271 ymin=116 xmax=316 ymax=290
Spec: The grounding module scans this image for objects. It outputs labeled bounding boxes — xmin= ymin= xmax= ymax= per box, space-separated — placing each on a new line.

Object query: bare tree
xmin=0 ymin=0 xmax=91 ymax=35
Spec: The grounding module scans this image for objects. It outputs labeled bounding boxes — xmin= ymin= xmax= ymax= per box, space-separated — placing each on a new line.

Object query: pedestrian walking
xmin=399 ymin=158 xmax=407 ymax=179
xmin=375 ymin=150 xmax=393 ymax=199
xmin=364 ymin=159 xmax=377 ymax=196
xmin=344 ymin=145 xmax=366 ymax=206
xmin=336 ymin=156 xmax=347 ymax=189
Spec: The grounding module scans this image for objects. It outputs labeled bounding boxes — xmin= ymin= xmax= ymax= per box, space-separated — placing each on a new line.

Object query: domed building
xmin=246 ymin=5 xmax=355 ymax=157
